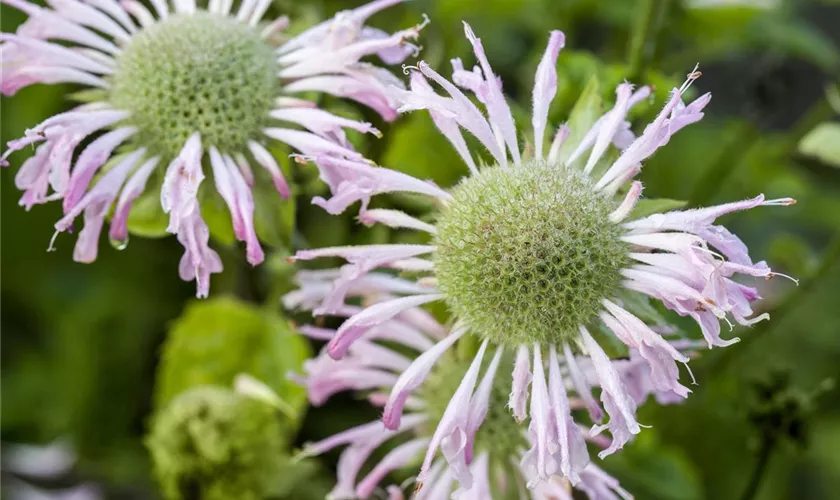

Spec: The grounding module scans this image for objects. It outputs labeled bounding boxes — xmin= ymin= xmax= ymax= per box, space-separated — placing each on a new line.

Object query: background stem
xmin=627 ymin=0 xmax=670 ymax=82
xmin=739 ymin=435 xmax=777 ymax=500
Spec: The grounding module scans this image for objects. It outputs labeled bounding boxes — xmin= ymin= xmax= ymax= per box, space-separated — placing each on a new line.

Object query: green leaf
xmin=553 ymin=76 xmax=603 ymax=169
xmin=126 ymin=188 xmax=170 ymax=238
xmin=154 ymin=298 xmax=311 ymax=431
xmin=268 ymin=458 xmax=332 ymax=500
xmin=605 ymin=430 xmax=704 ymax=500
xmin=200 ymin=189 xmax=236 ymax=246
xmin=616 ymin=288 xmax=670 ymax=327
xmin=630 ymin=198 xmax=688 ymax=219
xmin=252 ymin=177 xmax=295 ymax=250
xmin=381 ymin=112 xmax=469 ymax=187
xmin=799 ymin=122 xmax=840 ymax=168
xmin=748 ymin=16 xmax=840 ymax=72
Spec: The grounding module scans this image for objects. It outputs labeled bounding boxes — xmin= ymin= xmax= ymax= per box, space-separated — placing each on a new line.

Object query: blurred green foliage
xmin=3 ymin=0 xmax=840 ymax=499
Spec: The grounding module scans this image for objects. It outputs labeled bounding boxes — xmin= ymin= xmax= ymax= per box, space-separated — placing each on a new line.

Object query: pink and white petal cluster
xmin=622 ymin=195 xmax=797 ymax=347
xmin=276 ymin=0 xmax=427 ymax=122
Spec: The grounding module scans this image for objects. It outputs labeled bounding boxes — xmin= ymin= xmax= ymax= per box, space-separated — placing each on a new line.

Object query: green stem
xmin=627 ymin=0 xmax=669 ymax=82
xmin=740 ymin=435 xmax=777 ymax=500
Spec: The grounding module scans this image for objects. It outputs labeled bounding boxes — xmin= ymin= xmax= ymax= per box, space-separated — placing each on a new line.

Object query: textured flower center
xmin=421 ymin=351 xmax=525 ymax=460
xmin=110 ymin=12 xmax=278 ymax=159
xmin=434 ymin=161 xmax=629 ymax=345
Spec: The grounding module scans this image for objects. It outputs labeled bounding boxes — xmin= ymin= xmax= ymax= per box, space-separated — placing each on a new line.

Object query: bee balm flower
xmin=288 ymin=22 xmax=796 ymax=492
xmin=1 ymin=0 xmax=424 ymax=297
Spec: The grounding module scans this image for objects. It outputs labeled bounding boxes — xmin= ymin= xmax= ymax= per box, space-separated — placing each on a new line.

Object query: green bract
xmin=110 ymin=12 xmax=278 ymax=159
xmin=146 ymin=386 xmax=283 ymax=500
xmin=434 ymin=161 xmax=629 ymax=346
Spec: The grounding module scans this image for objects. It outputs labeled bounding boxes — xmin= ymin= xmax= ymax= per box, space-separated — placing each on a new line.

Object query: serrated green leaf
xmin=553 ymin=76 xmax=603 ymax=168
xmin=630 ymin=198 xmax=688 ymax=219
xmin=154 ymin=298 xmax=310 ymax=431
xmin=799 ymin=122 xmax=840 ymax=168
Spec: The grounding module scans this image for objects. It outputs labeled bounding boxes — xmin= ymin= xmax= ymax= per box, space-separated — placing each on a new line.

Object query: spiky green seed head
xmin=110 ymin=12 xmax=278 ymax=159
xmin=434 ymin=161 xmax=630 ymax=346
xmin=146 ymin=386 xmax=284 ymax=500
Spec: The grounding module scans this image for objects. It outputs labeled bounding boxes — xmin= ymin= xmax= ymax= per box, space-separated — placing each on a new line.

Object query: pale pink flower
xmin=1 ymin=0 xmax=424 ymax=297
xmin=287 ymin=23 xmax=795 ymax=491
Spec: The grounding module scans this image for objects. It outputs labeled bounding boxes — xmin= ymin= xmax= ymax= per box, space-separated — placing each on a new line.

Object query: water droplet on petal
xmin=110 ymin=235 xmax=129 ymax=250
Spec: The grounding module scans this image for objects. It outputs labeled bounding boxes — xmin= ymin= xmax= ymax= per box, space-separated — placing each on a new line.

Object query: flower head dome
xmin=285 ymin=23 xmax=797 ymax=492
xmin=1 ymin=0 xmax=425 ymax=297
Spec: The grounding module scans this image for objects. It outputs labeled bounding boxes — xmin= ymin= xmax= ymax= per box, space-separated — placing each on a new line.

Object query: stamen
xmin=769 ymin=271 xmax=799 ymax=285
xmin=47 ymin=230 xmax=61 ymax=252
xmin=683 ymin=362 xmax=698 ymax=386
xmin=762 ymin=197 xmax=797 ymax=206
xmin=678 ymin=63 xmax=702 ymax=95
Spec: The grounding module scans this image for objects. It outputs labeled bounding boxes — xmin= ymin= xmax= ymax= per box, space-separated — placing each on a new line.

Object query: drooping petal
xmin=356 ymin=438 xmax=430 ymax=498
xmin=208 ymin=150 xmax=263 ymax=265
xmin=247 ymin=140 xmax=289 ymax=198
xmin=548 ymin=345 xmax=589 ymax=484
xmin=109 ymin=156 xmax=160 ymax=246
xmin=563 ymin=342 xmax=603 ymax=423
xmin=419 ymin=339 xmax=489 ymax=489
xmin=577 ymin=463 xmax=634 ymax=500
xmin=509 ymin=344 xmax=532 ymax=423
xmin=601 ymin=300 xmax=691 ymax=399
xmin=580 ymin=326 xmax=641 ymax=458
xmin=383 ymin=327 xmax=467 ymax=430
xmin=62 ymin=126 xmax=137 ymax=212
xmin=521 ymin=344 xmax=553 ymax=488
xmin=464 ymin=347 xmax=503 ymax=464
xmin=328 ymin=294 xmax=444 ymax=359
xmin=175 ymin=211 xmax=223 ymax=298
xmin=54 ymin=148 xmax=144 ymax=263
xmin=161 ymin=133 xmax=203 ymax=234
xmin=452 ymin=452 xmax=490 ymax=500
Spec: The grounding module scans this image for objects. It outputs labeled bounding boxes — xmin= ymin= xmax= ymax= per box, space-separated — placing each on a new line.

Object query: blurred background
xmin=2 ymin=0 xmax=840 ymax=499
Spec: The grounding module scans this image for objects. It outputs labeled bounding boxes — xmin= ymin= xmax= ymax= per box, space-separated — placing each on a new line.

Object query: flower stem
xmin=627 ymin=0 xmax=670 ymax=82
xmin=740 ymin=435 xmax=777 ymax=500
